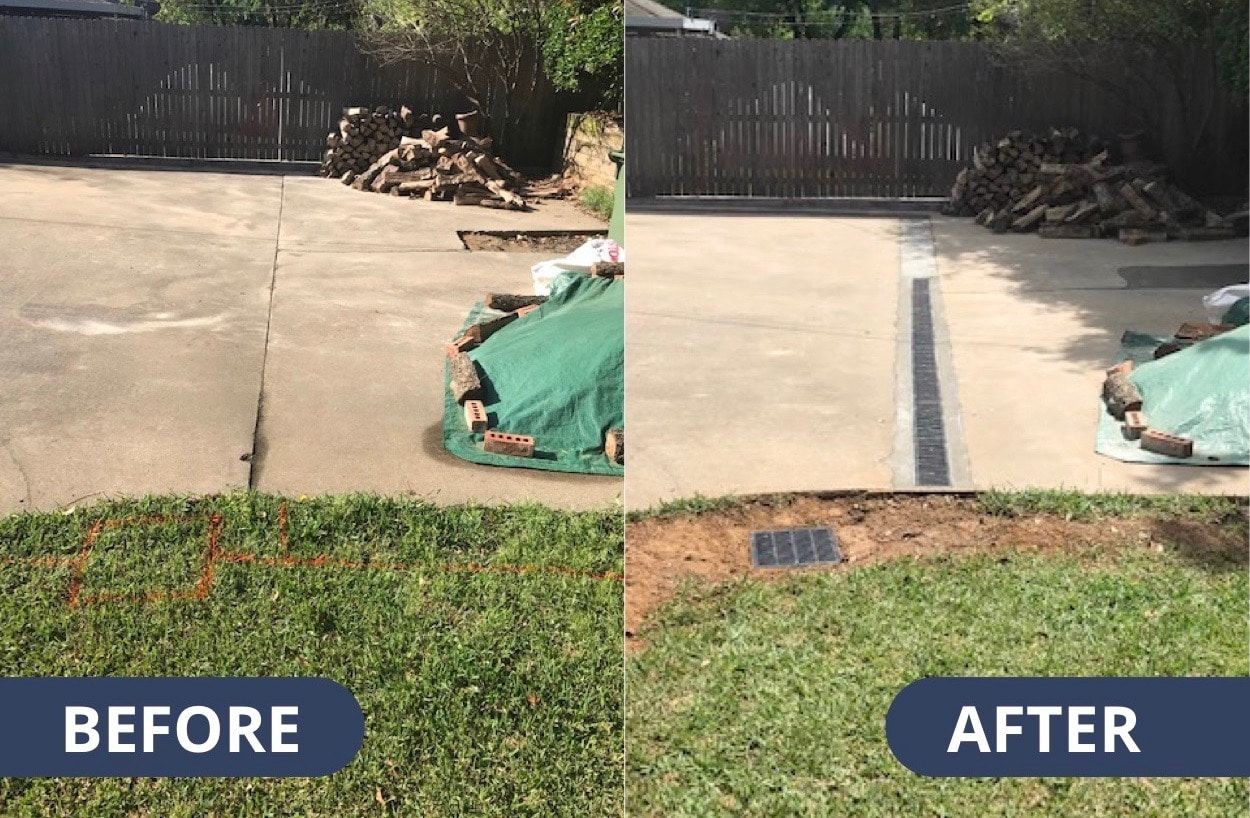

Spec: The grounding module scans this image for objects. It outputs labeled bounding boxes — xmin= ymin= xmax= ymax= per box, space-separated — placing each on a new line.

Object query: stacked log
xmin=320 ymin=106 xmax=425 ymax=177
xmin=945 ymin=128 xmax=1234 ymax=243
xmin=320 ymin=105 xmax=529 ymax=211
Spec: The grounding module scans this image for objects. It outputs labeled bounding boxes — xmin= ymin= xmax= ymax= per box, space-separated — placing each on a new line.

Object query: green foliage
xmin=629 ymin=548 xmax=1248 ymax=815
xmin=579 ymin=184 xmax=615 ymax=220
xmin=681 ymin=0 xmax=977 ymax=40
xmin=363 ymin=0 xmax=621 ymax=110
xmin=0 ymin=493 xmax=622 ymax=816
xmin=973 ymin=0 xmax=1248 ymax=91
xmin=544 ymin=0 xmax=623 ymax=102
xmin=157 ymin=0 xmax=361 ymax=28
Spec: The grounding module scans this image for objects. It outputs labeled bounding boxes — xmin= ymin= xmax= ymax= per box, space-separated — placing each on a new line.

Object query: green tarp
xmin=443 ymin=272 xmax=624 ymax=475
xmin=1223 ymin=296 xmax=1249 ymax=327
xmin=1096 ymin=325 xmax=1250 ymax=465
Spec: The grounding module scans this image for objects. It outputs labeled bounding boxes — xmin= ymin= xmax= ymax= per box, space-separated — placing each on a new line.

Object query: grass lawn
xmin=626 ymin=497 xmax=1249 ymax=817
xmin=0 ymin=493 xmax=623 ymax=817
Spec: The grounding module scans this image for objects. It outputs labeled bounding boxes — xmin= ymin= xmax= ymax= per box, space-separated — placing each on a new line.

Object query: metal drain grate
xmin=750 ymin=527 xmax=842 ymax=568
xmin=911 ymin=278 xmax=951 ymax=486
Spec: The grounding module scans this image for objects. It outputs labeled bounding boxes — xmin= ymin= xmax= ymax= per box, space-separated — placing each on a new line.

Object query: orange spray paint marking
xmin=277 ymin=503 xmax=290 ymax=554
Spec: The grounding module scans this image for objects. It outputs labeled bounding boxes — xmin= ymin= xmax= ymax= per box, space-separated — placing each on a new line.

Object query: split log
xmin=1064 ymin=200 xmax=1100 ymax=224
xmin=1011 ymin=185 xmax=1046 ymax=213
xmin=1118 ymin=228 xmax=1168 ymax=246
xmin=1045 ymin=203 xmax=1078 ymax=223
xmin=1012 ymin=203 xmax=1047 ymax=231
xmin=605 ymin=428 xmax=624 ymax=465
xmin=486 ymin=293 xmax=547 ymax=311
xmin=449 ymin=353 xmax=483 ymax=404
xmin=1175 ymin=322 xmax=1234 ymax=342
xmin=484 ymin=179 xmax=527 ymax=210
xmin=590 ymin=261 xmax=625 ymax=278
xmin=1039 ymin=223 xmax=1099 ymax=239
xmin=989 ymin=208 xmax=1014 ymax=233
xmin=1102 ymin=369 xmax=1143 ymax=420
xmin=1119 ymin=182 xmax=1158 ymax=219
xmin=464 ymin=312 xmax=518 ymax=344
xmin=396 ymin=180 xmax=435 ymax=196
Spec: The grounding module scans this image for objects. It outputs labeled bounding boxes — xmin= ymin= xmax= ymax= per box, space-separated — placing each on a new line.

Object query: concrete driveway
xmin=626 ymin=213 xmax=900 ymax=507
xmin=626 ymin=210 xmax=1248 ymax=509
xmin=0 ymin=162 xmax=620 ymax=515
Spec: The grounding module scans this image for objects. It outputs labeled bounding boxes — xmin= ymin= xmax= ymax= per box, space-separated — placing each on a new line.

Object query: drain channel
xmin=894 ymin=218 xmax=966 ymax=488
xmin=911 ymin=277 xmax=950 ymax=486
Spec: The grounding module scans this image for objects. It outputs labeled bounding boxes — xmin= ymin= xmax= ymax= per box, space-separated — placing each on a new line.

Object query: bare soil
xmin=459 ymin=229 xmax=606 ymax=253
xmin=626 ymin=493 xmax=1245 ymax=649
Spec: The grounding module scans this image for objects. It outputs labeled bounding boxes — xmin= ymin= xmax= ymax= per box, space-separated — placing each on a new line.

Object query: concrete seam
xmin=0 ymin=439 xmax=32 ymax=507
xmin=890 ymin=223 xmax=917 ymax=488
xmin=247 ymin=176 xmax=286 ymax=489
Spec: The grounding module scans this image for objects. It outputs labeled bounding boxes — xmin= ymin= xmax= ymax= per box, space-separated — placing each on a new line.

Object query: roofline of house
xmin=625 ymin=14 xmax=717 ymax=33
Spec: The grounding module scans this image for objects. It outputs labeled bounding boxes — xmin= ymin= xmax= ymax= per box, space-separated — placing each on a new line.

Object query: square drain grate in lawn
xmin=750 ymin=527 xmax=842 ymax=569
xmin=78 ymin=516 xmax=214 ymax=602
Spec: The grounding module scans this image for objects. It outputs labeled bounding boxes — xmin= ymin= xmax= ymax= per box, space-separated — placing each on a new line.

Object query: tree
xmin=157 ymin=0 xmax=362 ymax=29
xmin=359 ymin=0 xmax=620 ymax=153
xmin=972 ymin=0 xmax=1247 ymax=92
xmin=971 ymin=0 xmax=1246 ymax=188
xmin=677 ymin=0 xmax=976 ymax=40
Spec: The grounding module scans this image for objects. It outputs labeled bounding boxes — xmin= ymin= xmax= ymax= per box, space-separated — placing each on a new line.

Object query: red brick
xmin=1141 ymin=428 xmax=1193 ymax=458
xmin=1122 ymin=411 xmax=1148 ymax=440
xmin=514 ymin=304 xmax=540 ymax=318
xmin=483 ymin=431 xmax=535 ymax=458
xmin=1104 ymin=359 xmax=1133 ymax=377
xmin=463 ymin=400 xmax=488 ymax=433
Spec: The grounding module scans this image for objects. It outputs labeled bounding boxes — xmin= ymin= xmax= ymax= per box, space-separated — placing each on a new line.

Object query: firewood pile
xmin=944 ymin=128 xmax=1236 ymax=244
xmin=319 ymin=105 xmax=533 ymax=211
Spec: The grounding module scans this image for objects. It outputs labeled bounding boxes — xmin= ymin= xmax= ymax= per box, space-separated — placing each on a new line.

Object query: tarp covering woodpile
xmin=442 ymin=271 xmax=624 ymax=475
xmin=1096 ymin=325 xmax=1250 ymax=465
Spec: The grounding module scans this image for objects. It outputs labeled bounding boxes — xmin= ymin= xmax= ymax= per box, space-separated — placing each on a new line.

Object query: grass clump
xmin=579 ymin=184 xmax=614 ymax=220
xmin=978 ymin=488 xmax=1246 ymax=524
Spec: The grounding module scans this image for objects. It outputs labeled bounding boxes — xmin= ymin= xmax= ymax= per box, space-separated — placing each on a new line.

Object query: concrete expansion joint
xmin=246 ymin=177 xmax=287 ymax=489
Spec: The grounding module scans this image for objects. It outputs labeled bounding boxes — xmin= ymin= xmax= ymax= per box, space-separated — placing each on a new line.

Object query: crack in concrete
xmin=0 ymin=439 xmax=32 ymax=507
xmin=247 ymin=177 xmax=286 ymax=489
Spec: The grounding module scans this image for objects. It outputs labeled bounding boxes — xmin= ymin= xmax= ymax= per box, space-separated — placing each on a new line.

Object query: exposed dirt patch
xmin=458 ymin=229 xmax=606 ymax=253
xmin=626 ymin=493 xmax=1245 ymax=649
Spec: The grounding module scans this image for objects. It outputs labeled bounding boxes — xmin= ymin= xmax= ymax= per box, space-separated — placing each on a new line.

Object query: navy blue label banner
xmin=0 ymin=677 xmax=364 ymax=777
xmin=887 ymin=677 xmax=1250 ymax=777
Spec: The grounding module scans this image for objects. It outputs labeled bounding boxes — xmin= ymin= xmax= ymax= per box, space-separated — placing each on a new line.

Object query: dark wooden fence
xmin=0 ymin=17 xmax=560 ymax=167
xmin=626 ymin=39 xmax=1247 ymax=198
